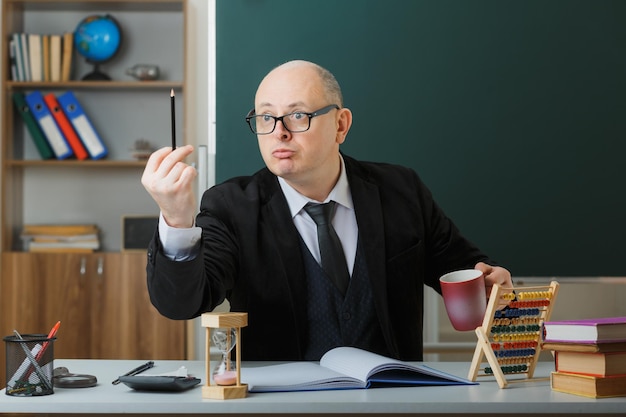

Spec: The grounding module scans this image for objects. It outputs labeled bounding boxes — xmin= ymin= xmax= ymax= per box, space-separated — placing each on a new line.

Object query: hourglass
xmin=212 ymin=328 xmax=237 ymax=385
xmin=201 ymin=312 xmax=248 ymax=399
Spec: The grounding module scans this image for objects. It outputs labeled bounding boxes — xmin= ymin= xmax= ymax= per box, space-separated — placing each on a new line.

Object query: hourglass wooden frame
xmin=201 ymin=312 xmax=248 ymax=399
xmin=468 ymin=281 xmax=559 ymax=389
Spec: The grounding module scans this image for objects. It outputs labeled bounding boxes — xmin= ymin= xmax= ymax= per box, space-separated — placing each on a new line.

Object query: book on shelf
xmin=22 ymin=224 xmax=98 ymax=236
xmin=61 ymin=31 xmax=73 ymax=81
xmin=550 ymin=371 xmax=626 ymax=398
xmin=25 ymin=90 xmax=74 ymax=159
xmin=9 ymin=39 xmax=18 ymax=81
xmin=240 ymin=346 xmax=475 ymax=393
xmin=43 ymin=93 xmax=89 ymax=160
xmin=555 ymin=350 xmax=626 ymax=377
xmin=42 ymin=34 xmax=50 ymax=81
xmin=57 ymin=91 xmax=108 ymax=159
xmin=21 ymin=224 xmax=100 ymax=252
xmin=27 ymin=240 xmax=99 ymax=253
xmin=28 ymin=33 xmax=42 ymax=82
xmin=542 ymin=341 xmax=626 ymax=353
xmin=49 ymin=34 xmax=62 ymax=82
xmin=20 ymin=33 xmax=31 ymax=81
xmin=12 ymin=92 xmax=55 ymax=160
xmin=11 ymin=33 xmax=25 ymax=81
xmin=543 ymin=317 xmax=626 ymax=344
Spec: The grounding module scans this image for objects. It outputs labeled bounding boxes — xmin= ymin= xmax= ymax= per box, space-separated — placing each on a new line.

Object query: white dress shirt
xmin=159 ymin=156 xmax=359 ymax=275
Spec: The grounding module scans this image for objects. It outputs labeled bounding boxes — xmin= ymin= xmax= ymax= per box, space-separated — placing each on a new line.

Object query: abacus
xmin=468 ymin=281 xmax=559 ymax=388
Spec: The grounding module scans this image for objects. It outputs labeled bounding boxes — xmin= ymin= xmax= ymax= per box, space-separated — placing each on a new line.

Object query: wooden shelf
xmin=5 ymin=159 xmax=147 ymax=168
xmin=6 ymin=81 xmax=184 ymax=90
xmin=5 ymin=0 xmax=184 ymax=12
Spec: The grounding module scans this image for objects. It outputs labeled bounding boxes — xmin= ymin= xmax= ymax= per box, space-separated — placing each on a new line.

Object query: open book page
xmin=242 ymin=347 xmax=474 ymax=392
xmin=242 ymin=362 xmax=364 ymax=392
xmin=321 ymin=347 xmax=474 ymax=386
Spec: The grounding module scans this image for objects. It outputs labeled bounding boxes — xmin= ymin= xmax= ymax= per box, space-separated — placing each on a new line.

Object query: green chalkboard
xmin=216 ymin=0 xmax=626 ymax=277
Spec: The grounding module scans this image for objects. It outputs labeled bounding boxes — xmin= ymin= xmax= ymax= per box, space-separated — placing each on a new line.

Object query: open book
xmin=241 ymin=346 xmax=476 ymax=392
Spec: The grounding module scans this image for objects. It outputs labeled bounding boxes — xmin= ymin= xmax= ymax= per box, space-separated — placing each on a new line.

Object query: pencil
xmin=170 ymin=88 xmax=176 ymax=150
xmin=112 ymin=360 xmax=155 ymax=385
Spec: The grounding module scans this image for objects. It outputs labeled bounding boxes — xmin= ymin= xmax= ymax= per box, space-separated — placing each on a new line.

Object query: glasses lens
xmin=283 ymin=112 xmax=310 ymax=133
xmin=250 ymin=115 xmax=275 ymax=134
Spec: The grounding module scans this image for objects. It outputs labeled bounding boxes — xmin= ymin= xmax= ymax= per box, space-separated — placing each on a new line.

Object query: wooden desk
xmin=0 ymin=359 xmax=624 ymax=416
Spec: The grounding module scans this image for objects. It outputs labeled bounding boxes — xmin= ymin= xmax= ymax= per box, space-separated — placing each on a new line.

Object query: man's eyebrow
xmin=256 ymin=102 xmax=307 ymax=110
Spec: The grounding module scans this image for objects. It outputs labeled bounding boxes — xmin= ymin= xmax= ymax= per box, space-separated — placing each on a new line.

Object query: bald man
xmin=141 ymin=60 xmax=512 ymax=361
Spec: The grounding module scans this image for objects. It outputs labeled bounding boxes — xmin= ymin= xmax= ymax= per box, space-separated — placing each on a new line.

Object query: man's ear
xmin=336 ymin=108 xmax=353 ymax=144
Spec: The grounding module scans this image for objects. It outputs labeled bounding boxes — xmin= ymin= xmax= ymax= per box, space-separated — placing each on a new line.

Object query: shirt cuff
xmin=158 ymin=212 xmax=202 ymax=261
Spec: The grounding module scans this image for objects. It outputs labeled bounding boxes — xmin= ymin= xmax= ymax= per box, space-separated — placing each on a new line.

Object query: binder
xmin=57 ymin=91 xmax=108 ymax=159
xmin=12 ymin=92 xmax=55 ymax=160
xmin=25 ymin=90 xmax=73 ymax=159
xmin=43 ymin=93 xmax=89 ymax=160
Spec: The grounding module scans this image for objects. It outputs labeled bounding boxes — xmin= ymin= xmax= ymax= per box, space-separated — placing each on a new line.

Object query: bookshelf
xmin=1 ymin=0 xmax=190 ymax=252
xmin=0 ymin=0 xmax=191 ymax=385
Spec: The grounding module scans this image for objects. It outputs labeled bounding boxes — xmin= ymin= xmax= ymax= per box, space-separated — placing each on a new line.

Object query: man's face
xmin=254 ymin=64 xmax=347 ymax=191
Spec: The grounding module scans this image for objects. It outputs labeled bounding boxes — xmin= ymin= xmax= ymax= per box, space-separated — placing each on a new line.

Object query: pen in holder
xmin=4 ymin=332 xmax=56 ymax=396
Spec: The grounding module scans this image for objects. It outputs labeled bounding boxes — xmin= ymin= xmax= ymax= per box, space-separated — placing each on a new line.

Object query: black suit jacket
xmin=147 ymin=154 xmax=490 ymax=361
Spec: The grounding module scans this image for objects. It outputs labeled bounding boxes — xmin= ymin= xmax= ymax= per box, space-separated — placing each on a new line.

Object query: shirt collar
xmin=278 ymin=154 xmax=353 ymax=219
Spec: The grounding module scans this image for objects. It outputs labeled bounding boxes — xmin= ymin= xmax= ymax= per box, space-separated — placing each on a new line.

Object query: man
xmin=141 ymin=60 xmax=512 ymax=361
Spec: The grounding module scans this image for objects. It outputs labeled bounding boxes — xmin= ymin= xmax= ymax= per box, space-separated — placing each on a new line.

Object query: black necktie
xmin=304 ymin=201 xmax=350 ymax=295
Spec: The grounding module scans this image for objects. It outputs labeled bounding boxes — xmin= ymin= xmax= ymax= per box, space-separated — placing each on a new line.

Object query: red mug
xmin=439 ymin=269 xmax=487 ymax=331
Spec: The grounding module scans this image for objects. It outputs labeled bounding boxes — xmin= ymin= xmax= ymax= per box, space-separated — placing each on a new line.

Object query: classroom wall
xmin=215 ymin=0 xmax=626 ymax=277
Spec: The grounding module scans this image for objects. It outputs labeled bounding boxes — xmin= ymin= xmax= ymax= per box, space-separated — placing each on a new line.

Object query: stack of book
xmin=21 ymin=224 xmax=100 ymax=253
xmin=542 ymin=316 xmax=626 ymax=398
xmin=9 ymin=32 xmax=73 ymax=82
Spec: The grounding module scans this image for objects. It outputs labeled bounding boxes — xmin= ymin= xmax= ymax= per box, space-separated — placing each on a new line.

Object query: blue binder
xmin=57 ymin=91 xmax=108 ymax=160
xmin=24 ymin=90 xmax=73 ymax=159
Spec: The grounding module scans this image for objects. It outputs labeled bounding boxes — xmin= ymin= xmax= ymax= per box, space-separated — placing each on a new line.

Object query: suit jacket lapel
xmin=345 ymin=157 xmax=399 ymax=357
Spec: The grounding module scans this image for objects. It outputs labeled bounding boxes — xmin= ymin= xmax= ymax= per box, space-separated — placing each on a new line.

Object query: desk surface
xmin=1 ymin=359 xmax=625 ymax=415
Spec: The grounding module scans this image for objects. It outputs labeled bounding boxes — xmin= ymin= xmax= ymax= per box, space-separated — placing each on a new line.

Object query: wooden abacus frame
xmin=468 ymin=281 xmax=559 ymax=388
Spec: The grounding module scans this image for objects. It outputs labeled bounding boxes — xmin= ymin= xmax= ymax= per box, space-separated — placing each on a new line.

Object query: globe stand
xmin=82 ymin=62 xmax=111 ymax=81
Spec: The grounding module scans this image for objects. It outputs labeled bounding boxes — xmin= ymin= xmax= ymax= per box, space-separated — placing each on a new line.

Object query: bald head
xmin=257 ymin=60 xmax=344 ymax=108
xmin=251 ymin=60 xmax=353 ymax=201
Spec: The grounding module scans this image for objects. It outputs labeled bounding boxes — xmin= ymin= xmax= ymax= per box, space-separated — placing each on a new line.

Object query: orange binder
xmin=43 ymin=93 xmax=89 ymax=160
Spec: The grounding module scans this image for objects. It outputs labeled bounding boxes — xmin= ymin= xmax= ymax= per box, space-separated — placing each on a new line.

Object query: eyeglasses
xmin=245 ymin=104 xmax=340 ymax=135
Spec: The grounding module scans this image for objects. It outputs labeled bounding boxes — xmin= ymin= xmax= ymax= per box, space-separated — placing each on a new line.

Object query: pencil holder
xmin=4 ymin=334 xmax=56 ymax=396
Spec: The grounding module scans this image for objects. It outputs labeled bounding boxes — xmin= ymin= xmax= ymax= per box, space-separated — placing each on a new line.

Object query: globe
xmin=74 ymin=14 xmax=122 ymax=80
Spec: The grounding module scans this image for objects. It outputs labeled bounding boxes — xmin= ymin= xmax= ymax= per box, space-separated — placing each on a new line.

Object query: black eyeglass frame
xmin=245 ymin=104 xmax=340 ymax=135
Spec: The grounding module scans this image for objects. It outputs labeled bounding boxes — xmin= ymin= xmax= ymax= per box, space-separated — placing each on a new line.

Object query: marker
xmin=23 ymin=321 xmax=61 ymax=380
xmin=40 ymin=321 xmax=61 ymax=358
